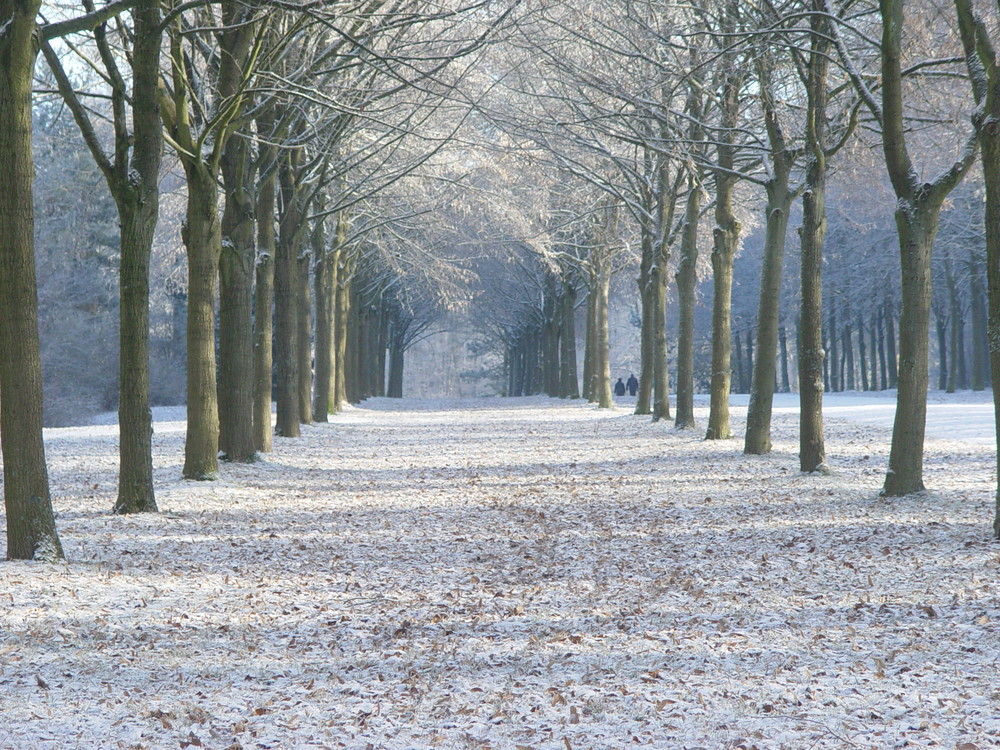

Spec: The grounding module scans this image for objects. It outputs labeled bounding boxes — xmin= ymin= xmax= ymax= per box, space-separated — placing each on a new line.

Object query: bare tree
xmin=836 ymin=0 xmax=978 ymax=495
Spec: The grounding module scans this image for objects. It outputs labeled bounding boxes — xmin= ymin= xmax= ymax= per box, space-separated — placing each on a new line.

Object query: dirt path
xmin=1 ymin=397 xmax=998 ymax=749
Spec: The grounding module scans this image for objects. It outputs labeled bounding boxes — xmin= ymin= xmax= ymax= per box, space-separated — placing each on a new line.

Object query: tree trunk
xmin=296 ymin=247 xmax=313 ymax=424
xmin=884 ymin=213 xmax=940 ymax=495
xmin=542 ymin=278 xmax=559 ymax=396
xmin=983 ymin=99 xmax=1000 ymax=536
xmin=885 ymin=299 xmax=898 ymax=388
xmin=868 ymin=315 xmax=879 ymax=390
xmin=828 ymin=302 xmax=839 ymax=392
xmin=857 ymin=314 xmax=869 ymax=391
xmin=253 ymin=149 xmax=276 ymax=453
xmin=375 ymin=300 xmax=388 ymax=397
xmin=745 ymin=177 xmax=793 ymax=454
xmin=876 ymin=304 xmax=888 ymax=391
xmin=705 ymin=53 xmax=740 ymax=440
xmin=312 ymin=216 xmax=333 ymax=422
xmin=346 ymin=283 xmax=361 ymax=403
xmin=876 ymin=0 xmax=975 ymax=496
xmin=734 ymin=332 xmax=745 ymax=394
xmin=180 ymin=164 xmax=222 ymax=480
xmin=946 ymin=251 xmax=960 ymax=392
xmin=799 ymin=167 xmax=827 ymax=472
xmin=635 ymin=232 xmax=654 ymax=414
xmin=843 ymin=319 xmax=856 ymax=391
xmin=798 ymin=1 xmax=831 ymax=472
xmin=989 ymin=147 xmax=1000 ymax=533
xmin=953 ymin=0 xmax=1000 ymax=533
xmin=674 ymin=179 xmax=700 ymax=429
xmin=971 ymin=263 xmax=987 ymax=391
xmin=387 ymin=336 xmax=404 ymax=398
xmin=333 ymin=250 xmax=353 ymax=409
xmin=779 ymin=326 xmax=791 ymax=392
xmin=0 ymin=0 xmax=65 ymax=559
xmin=274 ymin=154 xmax=301 ymax=437
xmin=582 ymin=288 xmax=596 ymax=402
xmin=218 ymin=132 xmax=256 ymax=462
xmin=651 ymin=246 xmax=671 ymax=421
xmin=935 ymin=302 xmax=948 ymax=391
xmin=113 ymin=0 xmax=162 ymax=512
xmin=559 ymin=281 xmax=579 ymax=398
xmin=594 ymin=265 xmax=613 ymax=408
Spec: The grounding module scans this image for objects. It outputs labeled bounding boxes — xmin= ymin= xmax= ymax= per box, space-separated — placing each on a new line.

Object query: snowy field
xmin=1 ymin=391 xmax=999 ymax=749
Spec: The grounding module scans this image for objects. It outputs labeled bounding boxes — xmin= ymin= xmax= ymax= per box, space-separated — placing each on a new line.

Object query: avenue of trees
xmin=3 ymin=0 xmax=1000 ymax=559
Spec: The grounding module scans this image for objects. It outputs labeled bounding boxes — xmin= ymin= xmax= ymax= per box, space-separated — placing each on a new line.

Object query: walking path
xmin=0 ymin=394 xmax=996 ymax=749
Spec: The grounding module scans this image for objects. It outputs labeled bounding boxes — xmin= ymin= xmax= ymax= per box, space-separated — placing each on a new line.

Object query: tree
xmin=797 ymin=0 xmax=858 ymax=472
xmin=0 ymin=0 xmax=64 ymax=559
xmin=705 ymin=0 xmax=745 ymax=441
xmin=0 ymin=0 xmax=130 ymax=558
xmin=837 ymin=0 xmax=978 ymax=495
xmin=41 ymin=0 xmax=164 ymax=511
xmin=159 ymin=2 xmax=265 ymax=479
xmin=953 ymin=0 xmax=1000 ymax=534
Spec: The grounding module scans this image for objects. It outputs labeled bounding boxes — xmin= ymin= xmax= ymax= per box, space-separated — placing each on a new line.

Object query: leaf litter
xmin=0 ymin=393 xmax=999 ymax=749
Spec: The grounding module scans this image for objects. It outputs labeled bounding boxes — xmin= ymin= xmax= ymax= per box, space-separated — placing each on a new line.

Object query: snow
xmin=1 ymin=391 xmax=999 ymax=749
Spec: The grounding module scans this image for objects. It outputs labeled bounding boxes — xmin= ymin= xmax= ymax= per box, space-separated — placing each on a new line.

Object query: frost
xmin=1 ymin=391 xmax=998 ymax=748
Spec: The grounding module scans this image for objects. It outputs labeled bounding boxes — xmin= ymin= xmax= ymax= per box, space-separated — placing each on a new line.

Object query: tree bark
xmin=180 ymin=164 xmax=222 ymax=480
xmin=876 ymin=304 xmax=888 ymax=390
xmin=593 ymin=264 xmax=613 ymax=408
xmin=779 ymin=326 xmax=791 ymax=392
xmin=312 ymin=213 xmax=333 ymax=422
xmin=0 ymin=0 xmax=65 ymax=559
xmin=674 ymin=178 xmax=701 ymax=429
xmin=953 ymin=0 xmax=1000 ymax=533
xmin=745 ymin=175 xmax=794 ymax=453
xmin=113 ymin=1 xmax=161 ymax=512
xmin=253 ymin=146 xmax=276 ymax=453
xmin=797 ymin=0 xmax=832 ymax=473
xmin=582 ymin=287 xmax=596 ymax=402
xmin=876 ymin=0 xmax=975 ymax=497
xmin=635 ymin=231 xmax=654 ymax=414
xmin=274 ymin=152 xmax=302 ymax=437
xmin=705 ymin=39 xmax=741 ymax=441
xmin=559 ymin=281 xmax=579 ymax=398
xmin=40 ymin=1 xmax=163 ymax=513
xmin=799 ymin=170 xmax=827 ymax=471
xmin=971 ymin=261 xmax=987 ymax=391
xmin=296 ymin=246 xmax=313 ymax=423
xmin=651 ymin=243 xmax=671 ymax=421
xmin=883 ymin=212 xmax=939 ymax=495
xmin=387 ymin=335 xmax=405 ymax=397
xmin=828 ymin=302 xmax=839 ymax=392
xmin=333 ymin=248 xmax=353 ymax=410
xmin=935 ymin=300 xmax=948 ymax=391
xmin=843 ymin=319 xmax=856 ymax=391
xmin=858 ymin=313 xmax=870 ymax=391
xmin=944 ymin=250 xmax=966 ymax=392
xmin=218 ymin=131 xmax=256 ymax=462
xmin=706 ymin=217 xmax=737 ymax=439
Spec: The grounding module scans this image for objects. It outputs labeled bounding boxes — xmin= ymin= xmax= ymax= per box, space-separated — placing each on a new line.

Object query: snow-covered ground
xmin=1 ymin=391 xmax=998 ymax=749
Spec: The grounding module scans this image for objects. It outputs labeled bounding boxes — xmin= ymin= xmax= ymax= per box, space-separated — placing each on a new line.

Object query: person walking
xmin=626 ymin=373 xmax=638 ymax=397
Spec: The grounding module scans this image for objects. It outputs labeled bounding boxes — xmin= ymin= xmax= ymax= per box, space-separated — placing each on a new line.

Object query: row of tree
xmin=5 ymin=0 xmax=1000 ymax=560
xmin=1 ymin=0 xmax=498 ymax=559
xmin=453 ymin=0 xmax=1000 ymax=535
